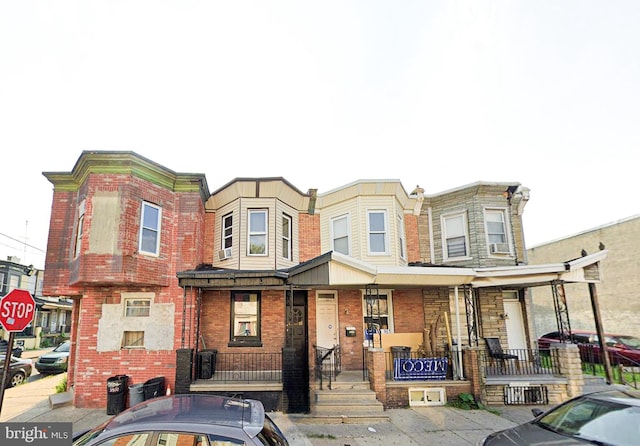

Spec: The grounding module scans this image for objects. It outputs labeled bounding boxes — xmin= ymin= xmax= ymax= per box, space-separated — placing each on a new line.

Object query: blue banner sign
xmin=393 ymin=357 xmax=448 ymax=380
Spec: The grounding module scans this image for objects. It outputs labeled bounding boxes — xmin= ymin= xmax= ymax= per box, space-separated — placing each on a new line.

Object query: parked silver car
xmin=73 ymin=394 xmax=289 ymax=446
xmin=479 ymin=389 xmax=640 ymax=445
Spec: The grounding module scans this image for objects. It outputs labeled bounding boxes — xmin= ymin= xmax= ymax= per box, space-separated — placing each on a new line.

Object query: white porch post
xmin=454 ymin=286 xmax=464 ymax=379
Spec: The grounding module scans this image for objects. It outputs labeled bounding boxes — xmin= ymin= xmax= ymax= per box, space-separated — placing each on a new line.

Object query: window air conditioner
xmin=217 ymin=248 xmax=232 ymax=261
xmin=490 ymin=243 xmax=510 ymax=254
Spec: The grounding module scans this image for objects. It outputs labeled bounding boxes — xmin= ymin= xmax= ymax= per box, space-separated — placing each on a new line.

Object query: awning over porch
xmin=285 ymin=250 xmax=608 ymax=289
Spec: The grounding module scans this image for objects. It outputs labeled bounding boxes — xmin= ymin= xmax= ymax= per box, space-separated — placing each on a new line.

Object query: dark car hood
xmin=488 ymin=421 xmax=587 ymax=445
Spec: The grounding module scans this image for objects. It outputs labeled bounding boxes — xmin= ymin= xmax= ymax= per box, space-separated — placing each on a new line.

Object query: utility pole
xmin=588 ymin=281 xmax=613 ymax=384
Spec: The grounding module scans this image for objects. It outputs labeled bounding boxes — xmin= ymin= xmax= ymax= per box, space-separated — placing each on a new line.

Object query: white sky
xmin=1 ymin=1 xmax=638 ymax=270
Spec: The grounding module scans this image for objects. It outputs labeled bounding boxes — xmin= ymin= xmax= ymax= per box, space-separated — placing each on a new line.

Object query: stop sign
xmin=0 ymin=289 xmax=36 ymax=332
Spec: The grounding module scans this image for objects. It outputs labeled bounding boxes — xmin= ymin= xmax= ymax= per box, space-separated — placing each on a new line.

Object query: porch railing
xmin=314 ymin=344 xmax=340 ymax=389
xmin=482 ymin=348 xmax=559 ymax=376
xmin=580 ymin=344 xmax=640 ymax=389
xmin=206 ymin=351 xmax=282 ymax=383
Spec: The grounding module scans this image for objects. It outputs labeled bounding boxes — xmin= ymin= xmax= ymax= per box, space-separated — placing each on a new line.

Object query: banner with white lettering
xmin=393 ymin=357 xmax=448 ymax=380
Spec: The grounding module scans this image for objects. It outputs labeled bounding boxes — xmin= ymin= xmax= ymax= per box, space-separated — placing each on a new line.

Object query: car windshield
xmin=617 ymin=336 xmax=640 ymax=349
xmin=536 ymin=394 xmax=640 ymax=445
xmin=55 ymin=342 xmax=70 ymax=353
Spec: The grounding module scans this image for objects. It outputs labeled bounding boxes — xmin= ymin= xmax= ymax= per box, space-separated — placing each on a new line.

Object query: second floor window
xmin=486 ymin=209 xmax=510 ymax=254
xmin=397 ymin=213 xmax=406 ymax=259
xmin=332 ymin=215 xmax=350 ymax=255
xmin=282 ymin=214 xmax=292 ymax=260
xmin=222 ymin=213 xmax=233 ymax=249
xmin=368 ymin=210 xmax=388 ymax=254
xmin=139 ymin=202 xmax=161 ymax=256
xmin=443 ymin=213 xmax=468 ymax=259
xmin=73 ymin=200 xmax=85 ymax=259
xmin=248 ymin=209 xmax=267 ymax=255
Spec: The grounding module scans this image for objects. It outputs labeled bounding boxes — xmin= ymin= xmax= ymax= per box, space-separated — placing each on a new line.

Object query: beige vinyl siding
xmin=212 ymin=201 xmax=239 ymax=268
xmin=320 ymin=195 xmax=409 ymax=266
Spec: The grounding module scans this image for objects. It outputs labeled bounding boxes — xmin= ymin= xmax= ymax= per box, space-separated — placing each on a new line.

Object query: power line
xmin=0 ymin=232 xmax=46 ymax=253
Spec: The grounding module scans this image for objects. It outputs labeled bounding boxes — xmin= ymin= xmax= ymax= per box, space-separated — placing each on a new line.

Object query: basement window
xmin=122 ymin=331 xmax=145 ymax=349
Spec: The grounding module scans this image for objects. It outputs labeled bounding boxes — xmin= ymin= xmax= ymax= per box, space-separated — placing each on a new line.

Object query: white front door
xmin=316 ymin=292 xmax=338 ymax=349
xmin=504 ymin=299 xmax=527 ymax=351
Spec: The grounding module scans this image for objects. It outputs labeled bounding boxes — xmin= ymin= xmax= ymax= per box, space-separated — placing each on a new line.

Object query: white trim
xmin=367 ymin=209 xmax=389 ymax=255
xmin=484 ymin=207 xmax=513 ymax=257
xmin=331 ymin=213 xmax=351 ymax=255
xmin=247 ymin=209 xmax=268 ymax=256
xmin=441 ymin=211 xmax=469 ymax=261
xmin=139 ymin=201 xmax=162 ymax=256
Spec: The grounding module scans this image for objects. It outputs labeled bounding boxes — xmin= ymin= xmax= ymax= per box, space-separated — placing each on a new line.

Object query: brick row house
xmin=42 ymin=151 xmax=607 ymax=411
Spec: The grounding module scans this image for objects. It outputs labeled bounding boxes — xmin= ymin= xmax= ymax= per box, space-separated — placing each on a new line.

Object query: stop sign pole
xmin=0 ymin=289 xmax=36 ymax=415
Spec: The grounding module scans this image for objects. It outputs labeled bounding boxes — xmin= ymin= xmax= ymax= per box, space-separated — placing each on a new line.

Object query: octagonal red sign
xmin=0 ymin=289 xmax=36 ymax=332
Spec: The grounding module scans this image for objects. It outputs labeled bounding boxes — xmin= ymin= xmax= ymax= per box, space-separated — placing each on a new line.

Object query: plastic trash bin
xmin=129 ymin=383 xmax=144 ymax=407
xmin=106 ymin=375 xmax=128 ymax=415
xmin=391 ymin=346 xmax=412 ymax=361
xmin=197 ymin=350 xmax=217 ymax=379
xmin=142 ymin=376 xmax=166 ymax=400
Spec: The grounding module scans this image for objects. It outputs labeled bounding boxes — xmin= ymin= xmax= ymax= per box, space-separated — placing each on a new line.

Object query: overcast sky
xmin=1 ymin=1 xmax=638 ymax=270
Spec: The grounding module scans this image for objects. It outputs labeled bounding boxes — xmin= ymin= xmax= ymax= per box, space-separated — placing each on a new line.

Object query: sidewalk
xmin=0 ymin=368 xmax=539 ymax=446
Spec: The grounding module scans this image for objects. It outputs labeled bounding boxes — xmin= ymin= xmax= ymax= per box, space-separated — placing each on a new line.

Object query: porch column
xmin=175 ymin=348 xmax=194 ymax=394
xmin=367 ymin=347 xmax=387 ymax=406
xmin=551 ymin=343 xmax=584 ymax=399
xmin=463 ymin=346 xmax=483 ymax=402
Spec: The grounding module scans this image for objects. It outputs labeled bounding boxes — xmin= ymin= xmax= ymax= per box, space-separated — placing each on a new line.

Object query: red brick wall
xmin=199 ymin=289 xmax=286 ymax=353
xmin=404 ymin=214 xmax=421 ymax=263
xmin=43 ymin=190 xmax=78 ymax=297
xmin=73 ymin=287 xmax=188 ymax=408
xmin=390 ymin=289 xmax=424 ymax=333
xmin=298 ymin=214 xmax=320 ymax=262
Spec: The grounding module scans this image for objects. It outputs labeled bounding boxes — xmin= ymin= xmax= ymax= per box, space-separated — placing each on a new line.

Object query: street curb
xmin=49 ymin=391 xmax=73 ymax=408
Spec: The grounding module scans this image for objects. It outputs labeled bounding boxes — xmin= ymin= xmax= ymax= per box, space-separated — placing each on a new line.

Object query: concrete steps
xmin=309 ymin=377 xmax=388 ymax=423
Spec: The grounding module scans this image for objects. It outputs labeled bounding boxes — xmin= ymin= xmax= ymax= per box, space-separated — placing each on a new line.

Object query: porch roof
xmin=176 ymin=250 xmax=607 ymax=290
xmin=286 ymin=250 xmax=608 ymax=289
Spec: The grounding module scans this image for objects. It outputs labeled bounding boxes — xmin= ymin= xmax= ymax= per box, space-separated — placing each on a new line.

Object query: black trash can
xmin=142 ymin=376 xmax=166 ymax=401
xmin=197 ymin=349 xmax=217 ymax=379
xmin=106 ymin=375 xmax=128 ymax=415
xmin=129 ymin=383 xmax=144 ymax=407
xmin=391 ymin=346 xmax=412 ymax=361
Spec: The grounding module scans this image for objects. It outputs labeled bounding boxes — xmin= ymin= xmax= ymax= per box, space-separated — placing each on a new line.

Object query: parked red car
xmin=537 ymin=330 xmax=640 ymax=366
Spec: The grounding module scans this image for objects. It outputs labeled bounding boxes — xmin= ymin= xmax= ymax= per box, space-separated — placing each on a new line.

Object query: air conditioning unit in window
xmin=490 ymin=243 xmax=510 ymax=254
xmin=217 ymin=248 xmax=232 ymax=261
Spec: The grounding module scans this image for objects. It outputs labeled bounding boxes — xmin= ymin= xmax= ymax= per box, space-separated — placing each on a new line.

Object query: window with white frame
xmin=139 ymin=201 xmax=161 ymax=256
xmin=124 ymin=298 xmax=151 ymax=317
xmin=331 ymin=215 xmax=350 ymax=255
xmin=368 ymin=210 xmax=388 ymax=254
xmin=282 ymin=213 xmax=292 ymax=260
xmin=443 ymin=212 xmax=468 ymax=259
xmin=73 ymin=200 xmax=85 ymax=259
xmin=397 ymin=213 xmax=406 ymax=259
xmin=485 ymin=209 xmax=510 ymax=254
xmin=222 ymin=213 xmax=233 ymax=250
xmin=248 ymin=209 xmax=267 ymax=255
